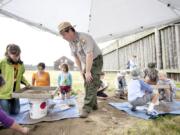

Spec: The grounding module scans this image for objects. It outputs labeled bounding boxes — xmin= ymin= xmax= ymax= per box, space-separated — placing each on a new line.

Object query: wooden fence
xmin=102 ymin=23 xmax=180 ymax=81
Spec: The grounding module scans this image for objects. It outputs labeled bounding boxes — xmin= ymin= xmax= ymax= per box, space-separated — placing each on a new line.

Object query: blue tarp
xmin=109 ymin=101 xmax=180 ymax=120
xmin=11 ymin=97 xmax=79 ymax=124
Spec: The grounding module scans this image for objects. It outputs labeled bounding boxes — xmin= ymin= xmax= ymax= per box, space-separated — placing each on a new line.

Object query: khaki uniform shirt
xmin=69 ymin=32 xmax=102 ymax=64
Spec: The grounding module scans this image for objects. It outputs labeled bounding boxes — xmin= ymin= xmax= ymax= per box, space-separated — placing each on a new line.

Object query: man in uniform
xmin=58 ymin=22 xmax=103 ymax=118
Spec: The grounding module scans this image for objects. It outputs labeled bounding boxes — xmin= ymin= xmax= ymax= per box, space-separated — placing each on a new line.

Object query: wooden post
xmin=152 ymin=35 xmax=156 ymax=62
xmin=161 ymin=29 xmax=167 ymax=69
xmin=165 ymin=28 xmax=170 ymax=69
xmin=155 ymin=28 xmax=162 ymax=69
xmin=171 ymin=26 xmax=177 ymax=69
xmin=175 ymin=24 xmax=180 ymax=69
xmin=167 ymin=27 xmax=173 ymax=69
xmin=137 ymin=41 xmax=141 ymax=67
xmin=116 ymin=40 xmax=120 ymax=70
xmin=149 ymin=35 xmax=152 ymax=62
xmin=140 ymin=40 xmax=144 ymax=68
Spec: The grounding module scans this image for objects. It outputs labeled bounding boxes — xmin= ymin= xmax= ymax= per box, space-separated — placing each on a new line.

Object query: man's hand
xmin=80 ymin=71 xmax=85 ymax=81
xmin=85 ymin=72 xmax=93 ymax=83
xmin=25 ymin=84 xmax=31 ymax=89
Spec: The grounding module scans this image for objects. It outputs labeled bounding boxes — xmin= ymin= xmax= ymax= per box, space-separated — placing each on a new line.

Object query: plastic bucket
xmin=29 ymin=99 xmax=48 ymax=119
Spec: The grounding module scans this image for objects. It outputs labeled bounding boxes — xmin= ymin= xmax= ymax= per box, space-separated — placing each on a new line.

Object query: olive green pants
xmin=83 ymin=55 xmax=103 ymax=112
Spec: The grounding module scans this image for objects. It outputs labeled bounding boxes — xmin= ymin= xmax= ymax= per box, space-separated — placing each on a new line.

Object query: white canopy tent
xmin=0 ymin=0 xmax=91 ymax=35
xmin=0 ymin=0 xmax=180 ymax=42
xmin=89 ymin=0 xmax=180 ymax=42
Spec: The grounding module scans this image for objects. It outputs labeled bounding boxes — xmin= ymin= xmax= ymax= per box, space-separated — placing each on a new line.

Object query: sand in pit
xmin=24 ymin=90 xmax=49 ymax=94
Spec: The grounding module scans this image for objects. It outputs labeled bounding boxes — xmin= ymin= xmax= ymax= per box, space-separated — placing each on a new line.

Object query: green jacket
xmin=0 ymin=58 xmax=29 ymax=99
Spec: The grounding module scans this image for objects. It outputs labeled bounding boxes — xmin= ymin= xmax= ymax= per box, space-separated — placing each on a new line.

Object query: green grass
xmin=176 ymin=82 xmax=180 ymax=88
xmin=176 ymin=82 xmax=180 ymax=99
xmin=24 ymin=70 xmax=84 ymax=93
xmin=125 ymin=116 xmax=180 ymax=135
xmin=24 ymin=70 xmax=180 ymax=135
xmin=24 ymin=70 xmax=117 ymax=94
xmin=176 ymin=91 xmax=180 ymax=99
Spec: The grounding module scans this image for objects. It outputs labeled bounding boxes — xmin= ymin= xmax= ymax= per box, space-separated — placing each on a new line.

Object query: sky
xmin=0 ymin=16 xmax=73 ymax=66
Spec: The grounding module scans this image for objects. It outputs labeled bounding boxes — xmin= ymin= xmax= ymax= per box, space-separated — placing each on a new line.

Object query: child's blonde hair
xmin=158 ymin=70 xmax=167 ymax=77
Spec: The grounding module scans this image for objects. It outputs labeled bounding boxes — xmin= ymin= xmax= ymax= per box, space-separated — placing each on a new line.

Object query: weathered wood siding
xmin=102 ymin=24 xmax=180 ymax=81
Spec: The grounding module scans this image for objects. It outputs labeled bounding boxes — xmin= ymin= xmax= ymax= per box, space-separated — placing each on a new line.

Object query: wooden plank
xmin=165 ymin=28 xmax=170 ymax=69
xmin=175 ymin=25 xmax=180 ymax=69
xmin=148 ymin=35 xmax=152 ymax=64
xmin=149 ymin=35 xmax=153 ymax=63
xmin=143 ymin=38 xmax=147 ymax=67
xmin=123 ymin=47 xmax=126 ymax=69
xmin=163 ymin=28 xmax=167 ymax=69
xmin=12 ymin=86 xmax=58 ymax=99
xmin=171 ymin=26 xmax=177 ymax=69
xmin=164 ymin=69 xmax=180 ymax=73
xmin=120 ymin=48 xmax=123 ymax=69
xmin=152 ymin=35 xmax=157 ymax=63
xmin=146 ymin=37 xmax=149 ymax=67
xmin=126 ymin=46 xmax=129 ymax=68
xmin=137 ymin=41 xmax=141 ymax=67
xmin=22 ymin=86 xmax=57 ymax=91
xmin=160 ymin=29 xmax=166 ymax=69
xmin=12 ymin=92 xmax=53 ymax=99
xmin=168 ymin=27 xmax=174 ymax=69
xmin=155 ymin=29 xmax=162 ymax=69
xmin=140 ymin=40 xmax=144 ymax=68
xmin=133 ymin=42 xmax=138 ymax=66
xmin=118 ymin=49 xmax=121 ymax=70
xmin=146 ymin=37 xmax=150 ymax=66
xmin=116 ymin=41 xmax=120 ymax=70
xmin=151 ymin=85 xmax=170 ymax=89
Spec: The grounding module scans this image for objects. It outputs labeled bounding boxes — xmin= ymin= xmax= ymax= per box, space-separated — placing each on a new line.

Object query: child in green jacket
xmin=0 ymin=44 xmax=30 ymax=115
xmin=0 ymin=75 xmax=29 ymax=134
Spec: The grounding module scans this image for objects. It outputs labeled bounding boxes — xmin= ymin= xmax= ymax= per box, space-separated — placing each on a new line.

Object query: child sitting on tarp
xmin=157 ymin=71 xmax=176 ymax=102
xmin=144 ymin=62 xmax=159 ymax=85
xmin=0 ymin=75 xmax=29 ymax=134
xmin=97 ymin=72 xmax=108 ymax=100
xmin=115 ymin=71 xmax=127 ymax=99
xmin=32 ymin=62 xmax=50 ymax=87
xmin=128 ymin=68 xmax=159 ymax=115
xmin=0 ymin=44 xmax=30 ymax=115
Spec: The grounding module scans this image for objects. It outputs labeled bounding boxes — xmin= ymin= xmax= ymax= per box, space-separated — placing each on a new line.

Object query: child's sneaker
xmin=131 ymin=106 xmax=137 ymax=112
xmin=146 ymin=109 xmax=158 ymax=116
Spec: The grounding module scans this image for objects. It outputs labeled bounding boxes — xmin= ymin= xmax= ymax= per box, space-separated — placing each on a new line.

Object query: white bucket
xmin=29 ymin=99 xmax=48 ymax=119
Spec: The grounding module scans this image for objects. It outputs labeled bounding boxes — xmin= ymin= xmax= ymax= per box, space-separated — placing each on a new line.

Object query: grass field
xmin=24 ymin=70 xmax=180 ymax=135
xmin=24 ymin=70 xmax=118 ymax=94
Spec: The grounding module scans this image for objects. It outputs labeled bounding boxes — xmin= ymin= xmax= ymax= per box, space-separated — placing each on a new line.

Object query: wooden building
xmin=54 ymin=56 xmax=74 ymax=70
xmin=102 ymin=22 xmax=180 ymax=81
